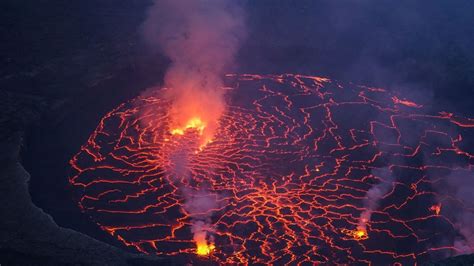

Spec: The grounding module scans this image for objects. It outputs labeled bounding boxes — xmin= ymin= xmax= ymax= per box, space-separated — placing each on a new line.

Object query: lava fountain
xmin=69 ymin=74 xmax=474 ymax=264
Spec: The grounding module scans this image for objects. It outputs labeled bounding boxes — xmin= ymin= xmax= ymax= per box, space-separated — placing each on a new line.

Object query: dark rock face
xmin=0 ymin=134 xmax=168 ymax=265
xmin=0 ymin=90 xmax=170 ymax=265
xmin=0 ymin=248 xmax=65 ymax=266
xmin=427 ymin=254 xmax=474 ymax=266
xmin=0 ymin=0 xmax=171 ymax=263
xmin=0 ymin=1 xmax=171 ymax=263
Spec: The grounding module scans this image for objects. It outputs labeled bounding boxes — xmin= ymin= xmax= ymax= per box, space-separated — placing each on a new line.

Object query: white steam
xmin=357 ymin=167 xmax=395 ymax=232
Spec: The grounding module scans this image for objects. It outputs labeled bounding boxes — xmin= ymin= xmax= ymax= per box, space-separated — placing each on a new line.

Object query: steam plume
xmin=357 ymin=167 xmax=395 ymax=233
xmin=167 ymin=147 xmax=221 ymax=255
xmin=434 ymin=169 xmax=474 ymax=255
xmin=185 ymin=190 xmax=219 ymax=255
xmin=142 ymin=0 xmax=245 ymax=254
xmin=142 ymin=0 xmax=246 ymax=144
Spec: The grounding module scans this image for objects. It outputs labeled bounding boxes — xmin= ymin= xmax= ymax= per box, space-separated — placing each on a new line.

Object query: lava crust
xmin=70 ymin=74 xmax=474 ymax=264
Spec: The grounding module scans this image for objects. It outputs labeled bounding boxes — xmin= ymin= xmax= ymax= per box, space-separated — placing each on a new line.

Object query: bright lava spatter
xmin=69 ymin=74 xmax=474 ymax=264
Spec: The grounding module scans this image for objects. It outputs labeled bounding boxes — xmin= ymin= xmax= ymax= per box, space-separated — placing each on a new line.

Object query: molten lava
xmin=170 ymin=117 xmax=206 ymax=136
xmin=196 ymin=239 xmax=215 ymax=256
xmin=169 ymin=117 xmax=215 ymax=152
xmin=341 ymin=228 xmax=368 ymax=241
xmin=69 ymin=74 xmax=474 ymax=264
xmin=355 ymin=230 xmax=367 ymax=239
xmin=430 ymin=204 xmax=442 ymax=215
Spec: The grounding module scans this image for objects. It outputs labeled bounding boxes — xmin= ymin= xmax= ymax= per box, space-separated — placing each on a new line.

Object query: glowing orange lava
xmin=392 ymin=96 xmax=423 ymax=108
xmin=170 ymin=117 xmax=207 ymax=136
xmin=69 ymin=74 xmax=474 ymax=264
xmin=356 ymin=229 xmax=366 ymax=237
xmin=430 ymin=204 xmax=442 ymax=215
xmin=196 ymin=241 xmax=215 ymax=256
xmin=342 ymin=228 xmax=369 ymax=241
xmin=170 ymin=117 xmax=214 ymax=151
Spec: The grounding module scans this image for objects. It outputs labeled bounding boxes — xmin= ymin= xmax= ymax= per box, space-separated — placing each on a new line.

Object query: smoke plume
xmin=142 ymin=0 xmax=245 ymax=254
xmin=167 ymin=146 xmax=221 ymax=254
xmin=357 ymin=167 xmax=395 ymax=233
xmin=185 ymin=189 xmax=219 ymax=254
xmin=142 ymin=0 xmax=246 ymax=144
xmin=434 ymin=169 xmax=474 ymax=255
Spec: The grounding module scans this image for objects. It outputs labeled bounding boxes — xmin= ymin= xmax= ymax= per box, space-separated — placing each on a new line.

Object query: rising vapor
xmin=142 ymin=0 xmax=246 ymax=145
xmin=141 ymin=0 xmax=246 ymax=255
xmin=356 ymin=167 xmax=395 ymax=235
xmin=434 ymin=169 xmax=474 ymax=255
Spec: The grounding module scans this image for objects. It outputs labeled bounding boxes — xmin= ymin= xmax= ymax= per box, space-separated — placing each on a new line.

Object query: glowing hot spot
xmin=70 ymin=74 xmax=474 ymax=264
xmin=170 ymin=117 xmax=207 ymax=136
xmin=430 ymin=204 xmax=442 ymax=215
xmin=355 ymin=230 xmax=367 ymax=239
xmin=196 ymin=241 xmax=216 ymax=256
xmin=169 ymin=117 xmax=215 ymax=151
xmin=342 ymin=228 xmax=368 ymax=240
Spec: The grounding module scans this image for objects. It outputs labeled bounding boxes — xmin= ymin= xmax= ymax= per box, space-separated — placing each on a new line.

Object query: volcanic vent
xmin=69 ymin=74 xmax=474 ymax=264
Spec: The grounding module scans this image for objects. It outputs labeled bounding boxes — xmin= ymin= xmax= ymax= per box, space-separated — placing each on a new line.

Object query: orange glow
xmin=170 ymin=117 xmax=207 ymax=136
xmin=70 ymin=73 xmax=474 ymax=264
xmin=355 ymin=229 xmax=367 ymax=239
xmin=164 ymin=83 xmax=225 ymax=152
xmin=391 ymin=96 xmax=423 ymax=108
xmin=196 ymin=241 xmax=215 ymax=256
xmin=342 ymin=228 xmax=368 ymax=240
xmin=429 ymin=204 xmax=441 ymax=215
xmin=192 ymin=226 xmax=215 ymax=257
xmin=169 ymin=117 xmax=214 ymax=150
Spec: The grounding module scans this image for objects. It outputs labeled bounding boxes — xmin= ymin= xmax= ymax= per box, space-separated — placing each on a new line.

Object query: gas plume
xmin=168 ymin=146 xmax=220 ymax=255
xmin=356 ymin=167 xmax=395 ymax=236
xmin=185 ymin=190 xmax=219 ymax=256
xmin=141 ymin=0 xmax=245 ymax=254
xmin=434 ymin=169 xmax=474 ymax=255
xmin=142 ymin=0 xmax=246 ymax=146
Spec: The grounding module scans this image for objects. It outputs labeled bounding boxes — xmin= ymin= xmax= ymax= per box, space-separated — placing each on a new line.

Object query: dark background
xmin=3 ymin=0 xmax=474 ymax=111
xmin=1 ymin=0 xmax=474 ymax=261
